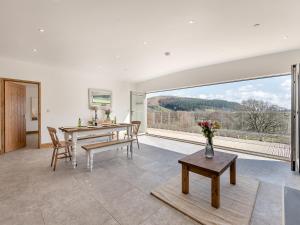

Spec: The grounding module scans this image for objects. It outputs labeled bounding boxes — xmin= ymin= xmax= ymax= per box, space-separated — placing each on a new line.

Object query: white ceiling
xmin=0 ymin=0 xmax=300 ymax=82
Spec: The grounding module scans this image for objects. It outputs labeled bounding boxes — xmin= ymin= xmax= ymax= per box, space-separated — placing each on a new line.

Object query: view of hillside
xmin=148 ymin=96 xmax=287 ymax=112
xmin=146 ymin=75 xmax=292 ymax=160
xmin=147 ymin=95 xmax=291 ymax=144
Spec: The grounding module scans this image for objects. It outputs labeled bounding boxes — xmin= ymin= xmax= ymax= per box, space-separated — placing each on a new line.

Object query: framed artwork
xmin=88 ymin=88 xmax=112 ymax=109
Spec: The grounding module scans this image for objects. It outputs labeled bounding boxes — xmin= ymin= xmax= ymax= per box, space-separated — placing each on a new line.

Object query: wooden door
xmin=5 ymin=82 xmax=26 ymax=152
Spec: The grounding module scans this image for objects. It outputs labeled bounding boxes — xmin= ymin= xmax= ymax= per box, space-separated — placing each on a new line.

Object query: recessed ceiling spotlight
xmin=189 ymin=20 xmax=195 ymax=24
xmin=38 ymin=28 xmax=45 ymax=33
xmin=283 ymin=35 xmax=288 ymax=40
xmin=164 ymin=52 xmax=171 ymax=56
xmin=253 ymin=23 xmax=260 ymax=27
xmin=115 ymin=55 xmax=121 ymax=59
xmin=143 ymin=41 xmax=148 ymax=45
xmin=32 ymin=48 xmax=38 ymax=52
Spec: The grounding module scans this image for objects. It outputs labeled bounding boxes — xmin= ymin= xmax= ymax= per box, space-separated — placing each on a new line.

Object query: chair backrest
xmin=47 ymin=127 xmax=61 ymax=148
xmin=131 ymin=121 xmax=141 ymax=135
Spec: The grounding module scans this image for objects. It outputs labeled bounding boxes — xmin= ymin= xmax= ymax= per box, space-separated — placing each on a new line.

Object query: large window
xmin=147 ymin=75 xmax=291 ymax=160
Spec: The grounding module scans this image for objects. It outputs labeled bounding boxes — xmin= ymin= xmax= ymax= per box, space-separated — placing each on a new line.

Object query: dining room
xmin=1 ymin=0 xmax=300 ymax=225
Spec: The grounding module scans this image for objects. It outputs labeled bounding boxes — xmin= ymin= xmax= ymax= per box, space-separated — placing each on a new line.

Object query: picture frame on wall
xmin=88 ymin=88 xmax=112 ymax=109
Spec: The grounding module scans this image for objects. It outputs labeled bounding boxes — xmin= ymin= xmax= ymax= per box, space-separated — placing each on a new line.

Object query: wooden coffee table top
xmin=178 ymin=150 xmax=238 ymax=175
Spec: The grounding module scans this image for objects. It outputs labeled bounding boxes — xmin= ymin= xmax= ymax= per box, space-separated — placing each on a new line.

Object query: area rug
xmin=151 ymin=173 xmax=260 ymax=225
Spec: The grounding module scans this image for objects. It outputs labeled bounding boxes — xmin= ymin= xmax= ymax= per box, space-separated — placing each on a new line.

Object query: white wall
xmin=137 ymin=49 xmax=300 ymax=92
xmin=24 ymin=83 xmax=38 ymax=132
xmin=0 ymin=56 xmax=135 ymax=144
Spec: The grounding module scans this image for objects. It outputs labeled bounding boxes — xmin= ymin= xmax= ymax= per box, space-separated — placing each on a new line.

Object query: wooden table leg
xmin=182 ymin=164 xmax=189 ymax=194
xmin=211 ymin=175 xmax=220 ymax=208
xmin=230 ymin=160 xmax=236 ymax=185
xmin=71 ymin=132 xmax=78 ymax=168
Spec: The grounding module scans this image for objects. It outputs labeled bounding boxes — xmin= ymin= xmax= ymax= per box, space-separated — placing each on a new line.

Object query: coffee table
xmin=178 ymin=150 xmax=238 ymax=208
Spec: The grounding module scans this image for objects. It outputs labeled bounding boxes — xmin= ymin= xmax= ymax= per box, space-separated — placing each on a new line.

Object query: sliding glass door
xmin=147 ymin=75 xmax=292 ymax=161
xmin=130 ymin=91 xmax=146 ymax=133
xmin=291 ymin=64 xmax=300 ymax=171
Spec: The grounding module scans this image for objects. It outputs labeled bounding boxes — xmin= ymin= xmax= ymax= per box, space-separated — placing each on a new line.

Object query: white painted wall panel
xmin=0 ymin=57 xmax=135 ymax=144
xmin=137 ymin=49 xmax=300 ymax=93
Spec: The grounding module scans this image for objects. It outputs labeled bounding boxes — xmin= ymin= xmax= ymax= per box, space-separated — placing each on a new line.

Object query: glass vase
xmin=205 ymin=139 xmax=214 ymax=159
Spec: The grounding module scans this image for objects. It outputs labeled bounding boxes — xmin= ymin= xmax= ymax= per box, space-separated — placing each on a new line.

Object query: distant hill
xmin=147 ymin=96 xmax=242 ymax=112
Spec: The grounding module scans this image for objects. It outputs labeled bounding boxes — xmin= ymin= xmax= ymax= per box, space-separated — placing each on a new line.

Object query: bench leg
xmin=86 ymin=151 xmax=90 ymax=169
xmin=116 ymin=131 xmax=120 ymax=150
xmin=130 ymin=142 xmax=133 ymax=159
xmin=90 ymin=152 xmax=94 ymax=172
xmin=126 ymin=145 xmax=129 ymax=158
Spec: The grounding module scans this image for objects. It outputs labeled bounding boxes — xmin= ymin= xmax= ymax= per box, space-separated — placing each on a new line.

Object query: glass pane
xmin=131 ymin=92 xmax=146 ymax=133
xmin=147 ymin=75 xmax=291 ymax=160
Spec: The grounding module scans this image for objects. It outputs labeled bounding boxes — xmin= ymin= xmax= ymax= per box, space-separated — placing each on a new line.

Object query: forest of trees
xmin=147 ymin=96 xmax=291 ymax=143
xmin=148 ymin=96 xmax=242 ymax=111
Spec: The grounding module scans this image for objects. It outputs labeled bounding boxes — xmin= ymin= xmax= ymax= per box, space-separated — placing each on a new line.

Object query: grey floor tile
xmin=41 ymin=190 xmax=115 ymax=225
xmin=140 ymin=205 xmax=199 ymax=225
xmin=251 ymin=182 xmax=283 ymax=225
xmin=0 ymin=138 xmax=299 ymax=225
xmin=105 ymin=188 xmax=162 ymax=225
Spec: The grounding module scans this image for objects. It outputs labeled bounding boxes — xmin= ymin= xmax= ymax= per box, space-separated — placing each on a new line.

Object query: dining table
xmin=59 ymin=123 xmax=133 ymax=168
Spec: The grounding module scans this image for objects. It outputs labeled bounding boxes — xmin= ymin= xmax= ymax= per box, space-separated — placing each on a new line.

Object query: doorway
xmin=146 ymin=74 xmax=291 ymax=161
xmin=0 ymin=78 xmax=41 ymax=153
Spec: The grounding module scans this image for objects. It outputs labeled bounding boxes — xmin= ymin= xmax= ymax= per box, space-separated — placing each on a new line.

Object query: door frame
xmin=130 ymin=91 xmax=147 ymax=134
xmin=0 ymin=78 xmax=41 ymax=153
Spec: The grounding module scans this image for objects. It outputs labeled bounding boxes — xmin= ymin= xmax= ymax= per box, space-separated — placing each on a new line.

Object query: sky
xmin=147 ymin=75 xmax=291 ymax=109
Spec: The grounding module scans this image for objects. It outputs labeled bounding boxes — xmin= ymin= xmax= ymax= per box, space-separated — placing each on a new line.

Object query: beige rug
xmin=151 ymin=173 xmax=260 ymax=225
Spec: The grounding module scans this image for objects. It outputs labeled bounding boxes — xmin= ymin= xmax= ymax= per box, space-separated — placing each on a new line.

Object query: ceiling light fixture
xmin=253 ymin=23 xmax=260 ymax=27
xmin=143 ymin=41 xmax=148 ymax=45
xmin=283 ymin=35 xmax=288 ymax=40
xmin=164 ymin=52 xmax=171 ymax=56
xmin=115 ymin=55 xmax=121 ymax=59
xmin=38 ymin=28 xmax=45 ymax=33
xmin=32 ymin=48 xmax=38 ymax=52
xmin=189 ymin=20 xmax=195 ymax=24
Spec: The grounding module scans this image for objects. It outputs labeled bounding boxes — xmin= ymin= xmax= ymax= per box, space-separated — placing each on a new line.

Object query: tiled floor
xmin=0 ymin=135 xmax=299 ymax=225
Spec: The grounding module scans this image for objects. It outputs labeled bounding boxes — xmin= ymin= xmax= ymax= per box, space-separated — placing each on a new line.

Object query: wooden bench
xmin=82 ymin=138 xmax=134 ymax=171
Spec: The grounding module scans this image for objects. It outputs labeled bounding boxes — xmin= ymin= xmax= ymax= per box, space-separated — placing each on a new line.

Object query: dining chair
xmin=124 ymin=121 xmax=141 ymax=149
xmin=47 ymin=127 xmax=72 ymax=171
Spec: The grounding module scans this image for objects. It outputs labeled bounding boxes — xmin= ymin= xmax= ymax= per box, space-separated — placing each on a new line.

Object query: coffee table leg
xmin=212 ymin=175 xmax=220 ymax=208
xmin=230 ymin=160 xmax=236 ymax=185
xmin=182 ymin=164 xmax=189 ymax=194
